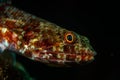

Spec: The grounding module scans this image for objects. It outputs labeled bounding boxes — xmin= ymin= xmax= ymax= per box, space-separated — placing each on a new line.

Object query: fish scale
xmin=0 ymin=0 xmax=96 ymax=66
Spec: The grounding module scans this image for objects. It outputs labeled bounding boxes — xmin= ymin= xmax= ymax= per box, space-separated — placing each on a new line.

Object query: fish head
xmin=38 ymin=24 xmax=96 ymax=65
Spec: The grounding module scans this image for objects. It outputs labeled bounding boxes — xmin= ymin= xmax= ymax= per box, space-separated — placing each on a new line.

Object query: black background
xmin=11 ymin=0 xmax=119 ymax=80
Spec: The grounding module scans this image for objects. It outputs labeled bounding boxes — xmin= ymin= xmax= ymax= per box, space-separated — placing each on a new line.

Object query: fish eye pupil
xmin=67 ymin=35 xmax=72 ymax=41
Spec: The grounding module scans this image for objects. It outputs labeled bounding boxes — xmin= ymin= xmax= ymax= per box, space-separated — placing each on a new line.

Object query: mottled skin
xmin=0 ymin=5 xmax=96 ymax=66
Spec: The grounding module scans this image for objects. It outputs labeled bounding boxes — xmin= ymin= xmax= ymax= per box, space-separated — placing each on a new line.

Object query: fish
xmin=0 ymin=0 xmax=96 ymax=66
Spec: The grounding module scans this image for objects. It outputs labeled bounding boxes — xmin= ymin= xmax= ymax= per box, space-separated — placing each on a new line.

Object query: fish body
xmin=0 ymin=0 xmax=96 ymax=66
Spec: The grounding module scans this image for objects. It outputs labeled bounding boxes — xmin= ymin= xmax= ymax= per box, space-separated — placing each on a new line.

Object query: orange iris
xmin=64 ymin=31 xmax=76 ymax=43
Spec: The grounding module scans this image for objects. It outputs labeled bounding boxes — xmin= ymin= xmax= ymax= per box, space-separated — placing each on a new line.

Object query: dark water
xmin=11 ymin=0 xmax=119 ymax=80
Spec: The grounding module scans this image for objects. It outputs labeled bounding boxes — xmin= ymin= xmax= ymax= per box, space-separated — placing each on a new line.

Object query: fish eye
xmin=64 ymin=32 xmax=76 ymax=43
xmin=67 ymin=35 xmax=72 ymax=41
